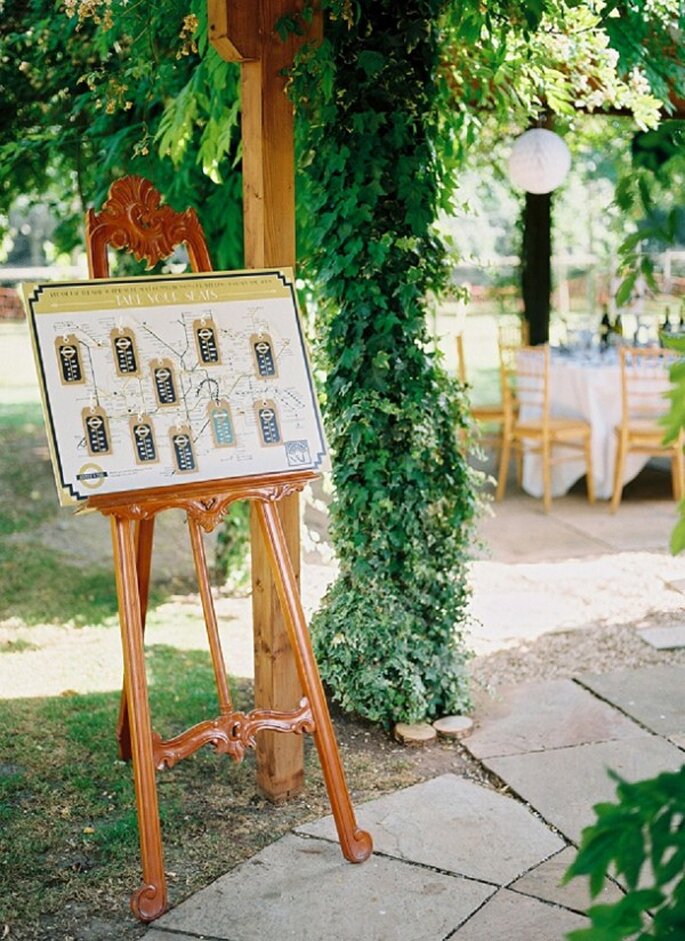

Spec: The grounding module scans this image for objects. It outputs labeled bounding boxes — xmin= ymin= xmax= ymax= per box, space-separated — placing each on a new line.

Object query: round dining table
xmin=521 ymin=350 xmax=670 ymax=501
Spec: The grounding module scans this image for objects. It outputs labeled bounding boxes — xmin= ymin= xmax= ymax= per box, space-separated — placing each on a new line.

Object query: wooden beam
xmin=207 ymin=0 xmax=260 ymax=63
xmin=210 ymin=0 xmax=321 ymax=802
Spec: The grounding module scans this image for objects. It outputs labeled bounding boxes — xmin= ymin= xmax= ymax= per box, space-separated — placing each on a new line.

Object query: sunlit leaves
xmin=443 ymin=0 xmax=670 ymax=140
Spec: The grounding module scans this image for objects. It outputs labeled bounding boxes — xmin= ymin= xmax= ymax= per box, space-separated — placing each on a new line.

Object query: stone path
xmin=141 ymin=663 xmax=685 ymax=941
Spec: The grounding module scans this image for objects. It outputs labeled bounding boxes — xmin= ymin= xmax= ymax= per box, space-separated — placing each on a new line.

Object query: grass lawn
xmin=0 ymin=649 xmax=288 ymax=940
xmin=0 ymin=399 xmax=133 ymax=629
xmin=0 ymin=401 xmax=57 ymax=536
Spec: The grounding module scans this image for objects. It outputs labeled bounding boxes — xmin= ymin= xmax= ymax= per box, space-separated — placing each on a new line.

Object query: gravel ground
xmin=467 ymin=551 xmax=685 ymax=692
xmin=470 ymin=614 xmax=685 ymax=694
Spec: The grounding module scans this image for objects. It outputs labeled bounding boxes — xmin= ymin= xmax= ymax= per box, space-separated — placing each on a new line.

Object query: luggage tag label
xmin=251 ymin=334 xmax=278 ymax=378
xmin=82 ymin=406 xmax=112 ymax=456
xmin=208 ymin=400 xmax=236 ymax=448
xmin=255 ymin=400 xmax=281 ymax=446
xmin=194 ymin=319 xmax=221 ymax=365
xmin=111 ymin=327 xmax=140 ymax=377
xmin=170 ymin=425 xmax=196 ymax=473
xmin=130 ymin=416 xmax=158 ymax=464
xmin=151 ymin=359 xmax=178 ymax=406
xmin=56 ymin=335 xmax=85 ymax=385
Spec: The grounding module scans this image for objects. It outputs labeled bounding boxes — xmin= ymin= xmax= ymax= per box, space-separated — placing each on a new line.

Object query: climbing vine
xmin=290 ymin=1 xmax=479 ymax=726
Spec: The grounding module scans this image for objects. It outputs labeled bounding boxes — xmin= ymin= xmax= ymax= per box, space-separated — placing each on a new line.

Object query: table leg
xmin=111 ymin=515 xmax=167 ymax=921
xmin=255 ymin=499 xmax=372 ymax=864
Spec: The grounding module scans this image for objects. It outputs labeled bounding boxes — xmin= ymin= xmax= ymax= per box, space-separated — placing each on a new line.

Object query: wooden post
xmin=208 ymin=0 xmax=322 ymax=801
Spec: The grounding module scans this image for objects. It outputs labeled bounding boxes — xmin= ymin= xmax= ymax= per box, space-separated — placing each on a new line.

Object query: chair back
xmin=509 ymin=345 xmax=549 ymax=424
xmin=619 ymin=346 xmax=675 ymax=423
xmin=497 ymin=318 xmax=530 ymax=350
xmin=86 ymin=175 xmax=213 ymax=278
xmin=455 ymin=333 xmax=467 ymax=385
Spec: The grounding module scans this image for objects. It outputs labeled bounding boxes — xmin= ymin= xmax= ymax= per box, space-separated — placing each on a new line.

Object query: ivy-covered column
xmin=293 ymin=1 xmax=478 ymax=727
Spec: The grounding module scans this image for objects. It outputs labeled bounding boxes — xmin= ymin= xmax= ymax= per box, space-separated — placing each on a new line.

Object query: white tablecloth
xmin=521 ymin=355 xmax=669 ymax=500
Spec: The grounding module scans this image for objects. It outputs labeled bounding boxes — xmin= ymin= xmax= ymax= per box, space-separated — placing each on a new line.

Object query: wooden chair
xmin=455 ymin=333 xmax=506 ymax=426
xmin=485 ymin=321 xmax=530 ymax=489
xmin=496 ymin=345 xmax=595 ymax=512
xmin=611 ymin=346 xmax=684 ymax=512
xmin=455 ymin=318 xmax=528 ymax=433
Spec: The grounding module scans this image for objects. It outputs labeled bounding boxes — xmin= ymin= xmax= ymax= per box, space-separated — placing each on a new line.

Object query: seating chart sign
xmin=23 ymin=268 xmax=328 ymax=505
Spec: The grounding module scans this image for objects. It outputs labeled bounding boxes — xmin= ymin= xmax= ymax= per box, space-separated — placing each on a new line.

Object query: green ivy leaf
xmin=356 ymin=50 xmax=386 ymax=77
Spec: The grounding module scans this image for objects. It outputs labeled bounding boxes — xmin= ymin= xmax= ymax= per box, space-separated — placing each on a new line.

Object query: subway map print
xmin=24 ymin=269 xmax=328 ymax=505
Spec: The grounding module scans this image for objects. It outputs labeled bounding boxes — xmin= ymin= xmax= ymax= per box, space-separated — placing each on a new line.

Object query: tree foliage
xmin=0 ymin=0 xmax=243 ymax=269
xmin=285 ymin=0 xmax=685 ymax=726
xmin=443 ymin=0 xmax=684 ymax=156
xmin=613 ymin=121 xmax=685 ymax=305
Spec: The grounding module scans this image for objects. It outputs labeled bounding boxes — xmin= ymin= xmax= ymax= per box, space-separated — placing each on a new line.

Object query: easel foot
xmin=341 ymin=827 xmax=373 ymax=863
xmin=131 ymin=882 xmax=168 ymax=922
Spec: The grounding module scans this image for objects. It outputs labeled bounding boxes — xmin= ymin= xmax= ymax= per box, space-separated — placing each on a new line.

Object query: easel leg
xmin=187 ymin=515 xmax=233 ymax=714
xmin=111 ymin=515 xmax=167 ymax=921
xmin=255 ymin=500 xmax=373 ymax=863
xmin=117 ymin=518 xmax=155 ymax=760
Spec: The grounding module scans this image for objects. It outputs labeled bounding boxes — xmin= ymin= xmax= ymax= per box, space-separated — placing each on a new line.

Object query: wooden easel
xmin=85 ymin=177 xmax=372 ymax=922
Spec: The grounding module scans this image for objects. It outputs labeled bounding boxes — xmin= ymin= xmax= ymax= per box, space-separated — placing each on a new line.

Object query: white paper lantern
xmin=507 ymin=129 xmax=571 ymax=195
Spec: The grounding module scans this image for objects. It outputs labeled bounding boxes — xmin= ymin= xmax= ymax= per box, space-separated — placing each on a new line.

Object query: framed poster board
xmin=23 ymin=268 xmax=328 ymax=505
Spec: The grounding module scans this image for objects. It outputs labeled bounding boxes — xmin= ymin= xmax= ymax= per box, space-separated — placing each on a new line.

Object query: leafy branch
xmin=565 ymin=766 xmax=685 ymax=940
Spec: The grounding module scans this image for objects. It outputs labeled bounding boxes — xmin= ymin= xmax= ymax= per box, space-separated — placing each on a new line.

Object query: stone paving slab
xmin=509 ymin=846 xmax=623 ymax=913
xmin=144 ymin=933 xmax=201 ymax=941
xmin=579 ymin=665 xmax=685 ymax=736
xmin=475 ymin=500 xmax=609 ymax=562
xmin=637 ymin=624 xmax=685 ymax=649
xmin=550 ymin=499 xmax=678 ymax=553
xmin=451 ymin=888 xmax=588 ymax=939
xmin=298 ymin=774 xmax=564 ymax=885
xmin=467 ymin=679 xmax=648 ymax=759
xmin=149 ymin=833 xmax=494 ymax=941
xmin=486 ymin=736 xmax=684 ymax=843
